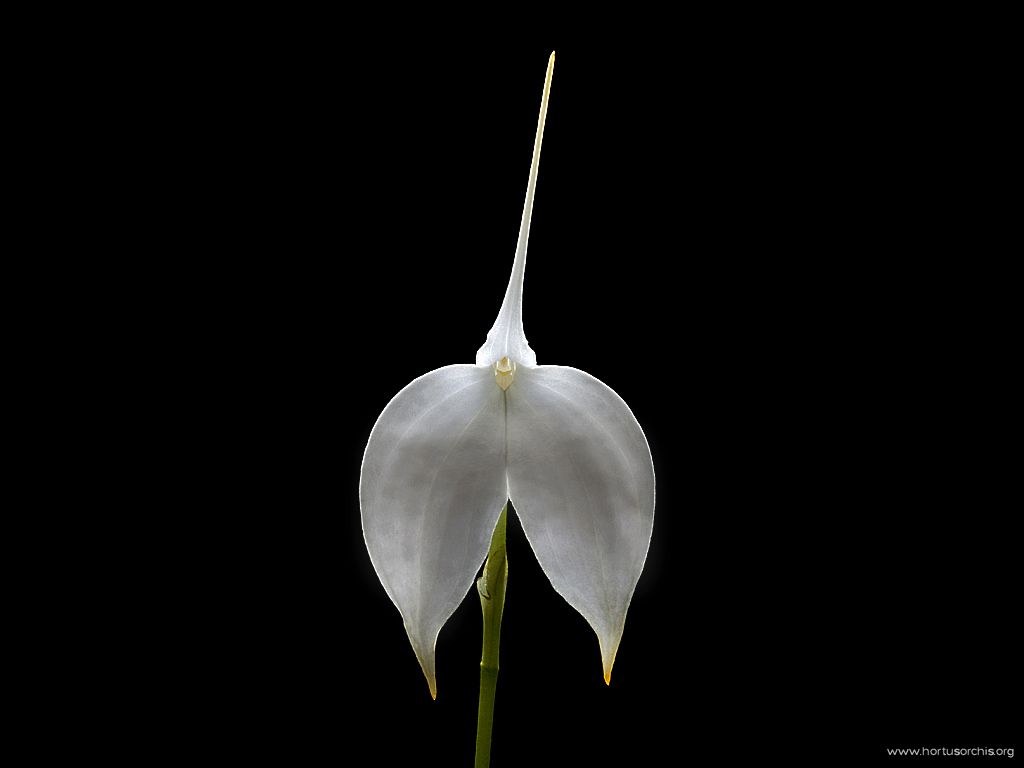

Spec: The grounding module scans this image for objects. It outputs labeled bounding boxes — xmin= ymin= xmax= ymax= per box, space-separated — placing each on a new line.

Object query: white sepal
xmin=360 ymin=365 xmax=508 ymax=698
xmin=505 ymin=365 xmax=655 ymax=683
xmin=475 ymin=52 xmax=555 ymax=368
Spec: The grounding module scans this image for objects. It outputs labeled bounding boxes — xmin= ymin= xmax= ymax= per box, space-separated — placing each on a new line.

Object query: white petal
xmin=360 ymin=365 xmax=508 ymax=698
xmin=475 ymin=52 xmax=556 ymax=368
xmin=506 ymin=365 xmax=655 ymax=683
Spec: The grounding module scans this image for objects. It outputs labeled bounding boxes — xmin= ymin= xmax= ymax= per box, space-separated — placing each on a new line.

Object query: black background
xmin=71 ymin=18 xmax=1018 ymax=766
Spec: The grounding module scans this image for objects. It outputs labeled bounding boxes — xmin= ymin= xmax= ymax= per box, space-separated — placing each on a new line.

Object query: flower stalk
xmin=474 ymin=505 xmax=508 ymax=768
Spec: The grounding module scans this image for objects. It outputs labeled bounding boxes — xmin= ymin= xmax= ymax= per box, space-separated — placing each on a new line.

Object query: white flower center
xmin=494 ymin=356 xmax=516 ymax=391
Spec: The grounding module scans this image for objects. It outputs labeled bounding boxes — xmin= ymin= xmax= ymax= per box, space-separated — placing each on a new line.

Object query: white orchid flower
xmin=360 ymin=52 xmax=655 ymax=699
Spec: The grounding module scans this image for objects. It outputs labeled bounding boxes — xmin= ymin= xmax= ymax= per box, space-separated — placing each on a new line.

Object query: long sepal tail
xmin=475 ymin=51 xmax=556 ymax=368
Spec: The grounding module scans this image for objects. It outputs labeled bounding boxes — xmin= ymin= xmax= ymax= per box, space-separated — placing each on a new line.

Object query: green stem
xmin=474 ymin=505 xmax=508 ymax=768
